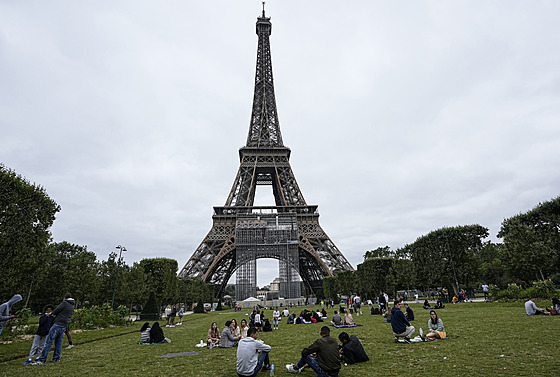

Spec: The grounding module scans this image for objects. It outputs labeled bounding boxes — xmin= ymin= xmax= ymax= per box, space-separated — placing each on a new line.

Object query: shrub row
xmin=489 ymin=279 xmax=559 ymax=300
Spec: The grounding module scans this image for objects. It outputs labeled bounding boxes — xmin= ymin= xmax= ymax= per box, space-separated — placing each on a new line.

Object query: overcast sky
xmin=2 ymin=1 xmax=559 ymax=288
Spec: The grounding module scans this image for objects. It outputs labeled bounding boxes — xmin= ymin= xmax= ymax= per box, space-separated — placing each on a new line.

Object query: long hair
xmin=552 ymin=297 xmax=560 ymax=307
xmin=152 ymin=322 xmax=161 ymax=331
xmin=210 ymin=322 xmax=219 ymax=338
xmin=140 ymin=322 xmax=150 ymax=332
xmin=429 ymin=310 xmax=438 ymax=325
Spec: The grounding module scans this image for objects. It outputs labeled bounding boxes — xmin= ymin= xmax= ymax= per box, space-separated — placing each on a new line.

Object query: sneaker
xmin=394 ymin=337 xmax=399 ymax=343
xmin=404 ymin=337 xmax=412 ymax=344
xmin=49 ymin=359 xmax=60 ymax=363
xmin=170 ymin=325 xmax=175 ymax=328
xmin=65 ymin=344 xmax=74 ymax=349
xmin=420 ymin=334 xmax=427 ymax=342
xmin=261 ymin=364 xmax=270 ymax=372
xmin=31 ymin=361 xmax=44 ymax=366
xmin=286 ymin=364 xmax=300 ymax=374
xmin=165 ymin=325 xmax=170 ymax=327
xmin=23 ymin=359 xmax=32 ymax=365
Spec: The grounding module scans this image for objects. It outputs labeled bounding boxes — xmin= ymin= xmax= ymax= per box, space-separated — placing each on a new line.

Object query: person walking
xmin=32 ymin=293 xmax=75 ymax=365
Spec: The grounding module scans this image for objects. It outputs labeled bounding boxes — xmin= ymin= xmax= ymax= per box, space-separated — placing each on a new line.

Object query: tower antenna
xmin=262 ymin=1 xmax=266 ymax=17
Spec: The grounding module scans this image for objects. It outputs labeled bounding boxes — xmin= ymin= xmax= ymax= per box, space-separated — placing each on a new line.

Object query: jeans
xmin=296 ymin=355 xmax=339 ymax=377
xmin=37 ymin=324 xmax=66 ymax=362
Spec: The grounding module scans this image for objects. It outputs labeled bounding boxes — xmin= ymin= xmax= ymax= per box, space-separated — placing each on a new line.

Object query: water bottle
xmin=420 ymin=328 xmax=423 ymax=337
xmin=270 ymin=362 xmax=274 ymax=376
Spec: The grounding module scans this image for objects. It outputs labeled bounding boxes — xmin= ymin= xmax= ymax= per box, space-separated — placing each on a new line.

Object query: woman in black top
xmin=150 ymin=322 xmax=166 ymax=343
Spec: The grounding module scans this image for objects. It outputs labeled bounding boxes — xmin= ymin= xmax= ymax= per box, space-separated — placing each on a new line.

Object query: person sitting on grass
xmin=286 ymin=326 xmax=341 ymax=376
xmin=435 ymin=299 xmax=445 ymax=309
xmin=331 ymin=310 xmax=342 ymax=326
xmin=549 ymin=297 xmax=560 ymax=315
xmin=404 ymin=303 xmax=415 ymax=321
xmin=236 ymin=327 xmax=271 ymax=377
xmin=344 ymin=309 xmax=355 ymax=326
xmin=231 ymin=319 xmax=240 ymax=338
xmin=423 ymin=300 xmax=433 ymax=309
xmin=140 ymin=322 xmax=151 ymax=343
xmin=287 ymin=311 xmax=296 ymax=324
xmin=149 ymin=322 xmax=170 ymax=343
xmin=338 ymin=331 xmax=369 ymax=364
xmin=207 ymin=322 xmax=220 ymax=348
xmin=424 ymin=310 xmax=446 ymax=341
xmin=240 ymin=319 xmax=250 ymax=338
xmin=321 ymin=308 xmax=328 ymax=319
xmin=391 ymin=300 xmax=414 ymax=343
xmin=219 ymin=320 xmax=240 ymax=348
xmin=525 ymin=298 xmax=550 ymax=316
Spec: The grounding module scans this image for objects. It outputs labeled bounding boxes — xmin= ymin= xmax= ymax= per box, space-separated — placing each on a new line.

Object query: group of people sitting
xmin=525 ymin=297 xmax=560 ymax=316
xmin=286 ymin=308 xmax=327 ymax=324
xmin=329 ymin=309 xmax=355 ymax=326
xmin=235 ymin=324 xmax=369 ymax=377
xmin=391 ymin=299 xmax=447 ymax=343
xmin=140 ymin=322 xmax=171 ymax=344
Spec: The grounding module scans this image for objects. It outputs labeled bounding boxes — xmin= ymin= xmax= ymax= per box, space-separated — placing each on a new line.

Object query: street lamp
xmin=111 ymin=245 xmax=127 ymax=309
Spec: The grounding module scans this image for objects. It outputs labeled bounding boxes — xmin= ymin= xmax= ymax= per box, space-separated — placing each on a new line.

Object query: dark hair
xmin=231 ymin=319 xmax=237 ymax=328
xmin=247 ymin=327 xmax=258 ymax=337
xmin=429 ymin=310 xmax=438 ymax=325
xmin=225 ymin=320 xmax=232 ymax=327
xmin=152 ymin=322 xmax=160 ymax=330
xmin=338 ymin=332 xmax=350 ymax=342
xmin=43 ymin=305 xmax=55 ymax=312
xmin=334 ymin=310 xmax=338 ymax=314
xmin=320 ymin=326 xmax=330 ymax=336
xmin=64 ymin=293 xmax=72 ymax=299
xmin=394 ymin=299 xmax=401 ymax=306
xmin=140 ymin=322 xmax=150 ymax=332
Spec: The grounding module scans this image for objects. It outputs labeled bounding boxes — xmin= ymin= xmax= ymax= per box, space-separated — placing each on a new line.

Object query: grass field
xmin=1 ymin=300 xmax=559 ymax=376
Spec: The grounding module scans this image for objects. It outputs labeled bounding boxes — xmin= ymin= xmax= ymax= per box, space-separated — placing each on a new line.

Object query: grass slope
xmin=1 ymin=301 xmax=559 ymax=376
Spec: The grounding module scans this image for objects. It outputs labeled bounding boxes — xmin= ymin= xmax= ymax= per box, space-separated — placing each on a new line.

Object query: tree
xmin=139 ymin=258 xmax=180 ymax=306
xmin=499 ymin=197 xmax=560 ymax=282
xmin=0 ymin=164 xmax=60 ymax=303
xmin=356 ymin=258 xmax=394 ymax=298
xmin=363 ymin=246 xmax=393 ymax=260
xmin=402 ymin=225 xmax=489 ymax=293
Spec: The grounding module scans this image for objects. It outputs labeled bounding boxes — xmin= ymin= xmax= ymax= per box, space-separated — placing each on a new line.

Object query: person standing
xmin=286 ymin=326 xmax=341 ymax=376
xmin=32 ymin=293 xmax=75 ymax=365
xmin=391 ymin=300 xmax=414 ymax=343
xmin=272 ymin=307 xmax=280 ymax=330
xmin=482 ymin=284 xmax=489 ymax=301
xmin=24 ymin=305 xmax=55 ymax=365
xmin=236 ymin=327 xmax=271 ymax=376
xmin=0 ymin=294 xmax=22 ymax=336
xmin=177 ymin=305 xmax=185 ymax=325
xmin=353 ymin=295 xmax=362 ymax=316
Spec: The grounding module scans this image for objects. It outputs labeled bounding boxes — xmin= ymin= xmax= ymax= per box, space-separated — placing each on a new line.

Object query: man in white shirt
xmin=236 ymin=327 xmax=271 ymax=377
xmin=272 ymin=308 xmax=280 ymax=330
xmin=525 ymin=298 xmax=550 ymax=315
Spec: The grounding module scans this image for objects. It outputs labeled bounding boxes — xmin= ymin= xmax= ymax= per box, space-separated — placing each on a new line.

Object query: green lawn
xmin=1 ymin=301 xmax=559 ymax=376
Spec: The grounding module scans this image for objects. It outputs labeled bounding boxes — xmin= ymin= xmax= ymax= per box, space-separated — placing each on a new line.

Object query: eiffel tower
xmin=178 ymin=7 xmax=353 ymax=300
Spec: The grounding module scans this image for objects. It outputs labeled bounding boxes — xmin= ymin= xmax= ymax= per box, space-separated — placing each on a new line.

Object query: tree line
xmin=324 ymin=197 xmax=560 ymax=300
xmin=0 ymin=164 xmax=212 ymax=313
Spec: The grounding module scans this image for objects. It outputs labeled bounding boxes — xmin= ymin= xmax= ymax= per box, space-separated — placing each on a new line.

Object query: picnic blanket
xmin=331 ymin=324 xmax=363 ymax=328
xmin=160 ymin=351 xmax=201 ymax=358
xmin=397 ymin=337 xmax=447 ymax=343
xmin=138 ymin=342 xmax=166 ymax=345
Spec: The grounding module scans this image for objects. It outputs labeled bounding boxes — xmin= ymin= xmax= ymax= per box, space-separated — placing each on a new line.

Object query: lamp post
xmin=111 ymin=245 xmax=127 ymax=309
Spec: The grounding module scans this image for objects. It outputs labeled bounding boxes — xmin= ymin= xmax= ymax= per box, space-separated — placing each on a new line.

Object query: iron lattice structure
xmin=178 ymin=9 xmax=353 ymax=300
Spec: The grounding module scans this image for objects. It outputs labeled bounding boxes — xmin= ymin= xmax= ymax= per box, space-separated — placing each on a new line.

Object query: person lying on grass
xmin=207 ymin=322 xmax=220 ymax=348
xmin=338 ymin=332 xmax=369 ymax=364
xmin=424 ymin=310 xmax=446 ymax=341
xmin=286 ymin=326 xmax=341 ymax=376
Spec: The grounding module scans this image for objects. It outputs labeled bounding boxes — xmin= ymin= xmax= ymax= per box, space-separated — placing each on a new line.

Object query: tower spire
xmin=246 ymin=4 xmax=283 ymax=147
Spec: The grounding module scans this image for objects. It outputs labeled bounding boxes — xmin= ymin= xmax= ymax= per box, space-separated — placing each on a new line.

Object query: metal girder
xmin=178 ymin=10 xmax=353 ymax=299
